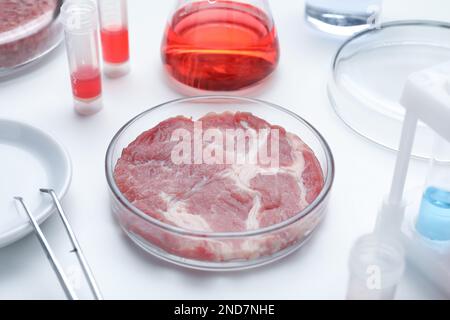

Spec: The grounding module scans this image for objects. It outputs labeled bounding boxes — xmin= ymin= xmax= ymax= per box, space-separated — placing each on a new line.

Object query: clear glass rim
xmin=329 ymin=19 xmax=450 ymax=161
xmin=105 ymin=96 xmax=335 ymax=239
xmin=332 ymin=19 xmax=450 ymax=76
xmin=0 ymin=28 xmax=63 ymax=79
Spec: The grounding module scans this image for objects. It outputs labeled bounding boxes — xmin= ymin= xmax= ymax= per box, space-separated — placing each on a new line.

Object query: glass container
xmin=305 ymin=0 xmax=382 ymax=37
xmin=61 ymin=0 xmax=103 ymax=116
xmin=0 ymin=0 xmax=64 ymax=78
xmin=161 ymin=0 xmax=280 ymax=93
xmin=98 ymin=0 xmax=130 ymax=78
xmin=105 ymin=96 xmax=334 ymax=271
xmin=328 ymin=21 xmax=450 ymax=159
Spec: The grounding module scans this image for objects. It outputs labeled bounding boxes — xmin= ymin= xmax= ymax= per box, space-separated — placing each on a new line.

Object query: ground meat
xmin=0 ymin=0 xmax=60 ymax=69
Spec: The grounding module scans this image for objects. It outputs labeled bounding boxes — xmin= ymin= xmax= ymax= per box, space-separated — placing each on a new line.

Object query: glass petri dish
xmin=328 ymin=20 xmax=450 ymax=159
xmin=105 ymin=96 xmax=335 ymax=271
xmin=0 ymin=0 xmax=64 ymax=79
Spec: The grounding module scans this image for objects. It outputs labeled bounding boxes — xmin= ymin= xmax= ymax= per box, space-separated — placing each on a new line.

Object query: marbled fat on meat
xmin=114 ymin=112 xmax=324 ymax=234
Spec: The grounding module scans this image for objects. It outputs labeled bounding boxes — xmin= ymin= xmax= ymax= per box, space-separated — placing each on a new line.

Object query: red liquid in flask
xmin=161 ymin=1 xmax=279 ymax=91
xmin=101 ymin=27 xmax=130 ymax=63
xmin=70 ymin=66 xmax=102 ymax=100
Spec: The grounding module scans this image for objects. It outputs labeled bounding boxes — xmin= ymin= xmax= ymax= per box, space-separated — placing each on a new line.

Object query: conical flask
xmin=161 ymin=0 xmax=280 ymax=92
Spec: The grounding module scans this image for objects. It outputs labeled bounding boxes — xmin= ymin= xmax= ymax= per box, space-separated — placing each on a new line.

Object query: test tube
xmin=61 ymin=0 xmax=103 ymax=116
xmin=347 ymin=234 xmax=405 ymax=300
xmin=416 ymin=134 xmax=450 ymax=241
xmin=98 ymin=0 xmax=130 ymax=78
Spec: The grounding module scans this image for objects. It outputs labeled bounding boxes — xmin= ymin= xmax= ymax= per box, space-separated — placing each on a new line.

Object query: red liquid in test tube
xmin=98 ymin=0 xmax=130 ymax=77
xmin=61 ymin=0 xmax=103 ymax=116
xmin=71 ymin=66 xmax=102 ymax=100
xmin=100 ymin=27 xmax=129 ymax=63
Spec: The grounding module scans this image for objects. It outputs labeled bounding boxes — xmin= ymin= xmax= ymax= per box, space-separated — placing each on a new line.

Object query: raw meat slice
xmin=114 ymin=112 xmax=325 ymax=261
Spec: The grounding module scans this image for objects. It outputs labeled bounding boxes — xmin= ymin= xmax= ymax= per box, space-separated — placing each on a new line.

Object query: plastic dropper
xmin=61 ymin=0 xmax=103 ymax=116
xmin=98 ymin=0 xmax=130 ymax=78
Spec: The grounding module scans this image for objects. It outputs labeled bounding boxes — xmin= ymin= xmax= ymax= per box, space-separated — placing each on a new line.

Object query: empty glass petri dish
xmin=0 ymin=0 xmax=64 ymax=79
xmin=105 ymin=96 xmax=334 ymax=271
xmin=328 ymin=21 xmax=450 ymax=159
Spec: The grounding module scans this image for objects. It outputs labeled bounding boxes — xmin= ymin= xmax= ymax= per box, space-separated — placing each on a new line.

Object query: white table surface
xmin=0 ymin=0 xmax=449 ymax=300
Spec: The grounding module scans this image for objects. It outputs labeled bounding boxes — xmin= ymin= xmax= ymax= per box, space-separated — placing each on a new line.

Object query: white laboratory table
xmin=0 ymin=0 xmax=449 ymax=300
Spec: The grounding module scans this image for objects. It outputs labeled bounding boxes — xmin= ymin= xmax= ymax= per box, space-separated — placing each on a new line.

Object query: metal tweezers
xmin=14 ymin=189 xmax=103 ymax=300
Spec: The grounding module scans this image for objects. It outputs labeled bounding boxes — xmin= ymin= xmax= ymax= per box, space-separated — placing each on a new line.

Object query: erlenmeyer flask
xmin=161 ymin=0 xmax=280 ymax=92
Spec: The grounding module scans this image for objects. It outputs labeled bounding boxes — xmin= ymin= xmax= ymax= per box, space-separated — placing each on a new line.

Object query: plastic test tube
xmin=98 ymin=0 xmax=130 ymax=78
xmin=416 ymin=134 xmax=450 ymax=241
xmin=347 ymin=234 xmax=405 ymax=300
xmin=61 ymin=0 xmax=103 ymax=116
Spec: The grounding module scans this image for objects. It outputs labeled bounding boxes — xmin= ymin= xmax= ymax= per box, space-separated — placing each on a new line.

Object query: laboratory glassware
xmin=347 ymin=61 xmax=450 ymax=299
xmin=0 ymin=0 xmax=64 ymax=78
xmin=305 ymin=0 xmax=382 ymax=36
xmin=329 ymin=21 xmax=450 ymax=159
xmin=161 ymin=0 xmax=280 ymax=93
xmin=61 ymin=0 xmax=103 ymax=116
xmin=98 ymin=0 xmax=130 ymax=78
xmin=105 ymin=96 xmax=335 ymax=271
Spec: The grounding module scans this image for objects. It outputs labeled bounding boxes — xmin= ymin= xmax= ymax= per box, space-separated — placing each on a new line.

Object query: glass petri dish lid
xmin=328 ymin=20 xmax=450 ymax=159
xmin=0 ymin=0 xmax=64 ymax=79
xmin=105 ymin=96 xmax=335 ymax=271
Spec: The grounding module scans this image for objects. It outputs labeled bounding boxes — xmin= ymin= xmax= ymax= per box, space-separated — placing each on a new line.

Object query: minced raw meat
xmin=0 ymin=0 xmax=59 ymax=68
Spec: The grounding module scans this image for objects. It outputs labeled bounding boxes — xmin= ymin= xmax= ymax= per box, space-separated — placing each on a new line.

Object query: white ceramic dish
xmin=0 ymin=119 xmax=72 ymax=248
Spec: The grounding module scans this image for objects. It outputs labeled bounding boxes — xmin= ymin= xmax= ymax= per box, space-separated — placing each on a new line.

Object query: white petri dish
xmin=328 ymin=20 xmax=450 ymax=159
xmin=0 ymin=119 xmax=72 ymax=248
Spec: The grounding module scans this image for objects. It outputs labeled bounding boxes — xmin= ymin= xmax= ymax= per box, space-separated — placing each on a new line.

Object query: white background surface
xmin=0 ymin=0 xmax=449 ymax=300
